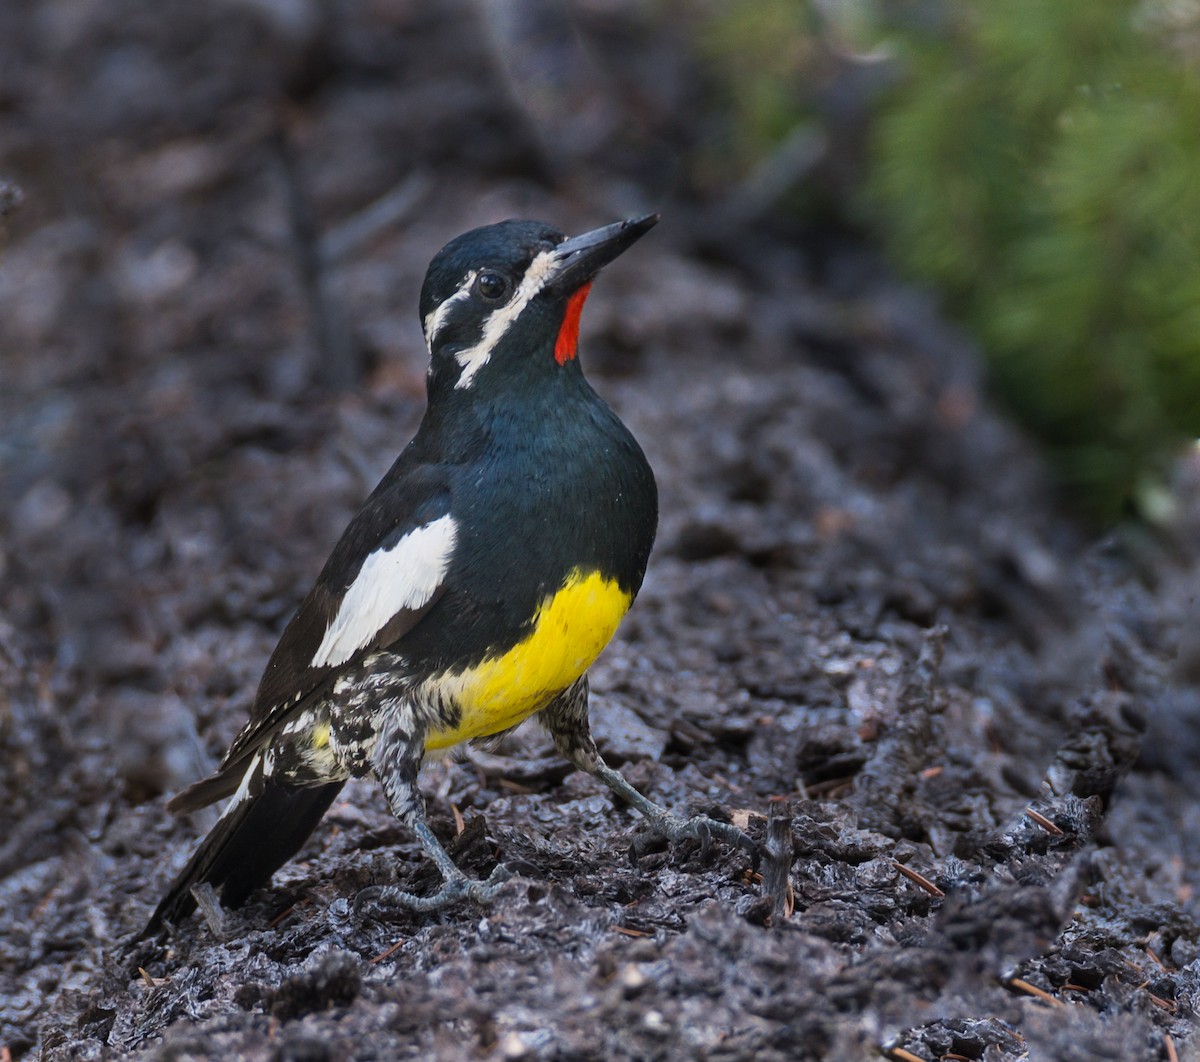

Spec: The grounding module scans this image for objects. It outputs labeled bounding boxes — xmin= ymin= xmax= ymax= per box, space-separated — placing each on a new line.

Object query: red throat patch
xmin=554 ymin=282 xmax=593 ymax=366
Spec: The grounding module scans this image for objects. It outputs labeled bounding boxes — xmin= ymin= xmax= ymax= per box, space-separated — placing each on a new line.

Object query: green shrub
xmin=695 ymin=0 xmax=1200 ymax=517
xmin=695 ymin=0 xmax=825 ymax=182
xmin=868 ymin=0 xmax=1200 ymax=516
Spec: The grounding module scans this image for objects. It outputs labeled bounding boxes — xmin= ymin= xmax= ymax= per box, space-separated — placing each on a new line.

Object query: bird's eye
xmin=475 ymin=271 xmax=511 ymax=302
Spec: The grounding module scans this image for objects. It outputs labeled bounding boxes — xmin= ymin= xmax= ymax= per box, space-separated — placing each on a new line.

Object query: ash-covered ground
xmin=2 ymin=3 xmax=1200 ymax=1060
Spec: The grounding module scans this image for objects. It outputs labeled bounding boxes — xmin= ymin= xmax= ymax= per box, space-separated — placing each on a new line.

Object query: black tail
xmin=141 ymin=772 xmax=344 ymax=938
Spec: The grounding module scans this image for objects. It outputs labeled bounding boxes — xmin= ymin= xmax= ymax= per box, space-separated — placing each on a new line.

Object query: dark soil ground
xmin=3 ymin=3 xmax=1200 ymax=1060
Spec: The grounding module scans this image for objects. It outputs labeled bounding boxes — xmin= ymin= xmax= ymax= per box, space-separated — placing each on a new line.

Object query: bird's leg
xmin=354 ymin=701 xmax=510 ymax=916
xmin=542 ymin=679 xmax=758 ymax=863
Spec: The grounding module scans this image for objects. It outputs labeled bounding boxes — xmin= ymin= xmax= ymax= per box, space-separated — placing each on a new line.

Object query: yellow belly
xmin=423 ymin=569 xmax=631 ymax=750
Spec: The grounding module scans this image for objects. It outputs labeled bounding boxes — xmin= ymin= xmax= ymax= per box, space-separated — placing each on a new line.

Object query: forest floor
xmin=2 ymin=2 xmax=1199 ymax=1060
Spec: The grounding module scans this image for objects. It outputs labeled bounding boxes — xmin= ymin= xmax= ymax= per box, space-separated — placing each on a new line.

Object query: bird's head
xmin=419 ymin=215 xmax=658 ymax=393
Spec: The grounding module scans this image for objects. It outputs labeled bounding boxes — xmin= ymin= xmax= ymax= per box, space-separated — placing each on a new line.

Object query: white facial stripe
xmin=422 ymin=271 xmax=477 ymax=348
xmin=312 ymin=514 xmax=457 ymax=669
xmin=454 ymin=247 xmax=560 ymax=389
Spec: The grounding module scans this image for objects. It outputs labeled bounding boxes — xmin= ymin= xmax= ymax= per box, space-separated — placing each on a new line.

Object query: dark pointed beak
xmin=550 ymin=214 xmax=659 ymax=292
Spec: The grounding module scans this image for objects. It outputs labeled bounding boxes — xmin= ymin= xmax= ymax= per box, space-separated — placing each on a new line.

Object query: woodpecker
xmin=143 ymin=214 xmax=752 ymax=936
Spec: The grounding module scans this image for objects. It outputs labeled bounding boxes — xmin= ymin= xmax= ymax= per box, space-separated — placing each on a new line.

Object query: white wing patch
xmin=454 ymin=248 xmax=559 ymax=389
xmin=311 ymin=514 xmax=458 ymax=669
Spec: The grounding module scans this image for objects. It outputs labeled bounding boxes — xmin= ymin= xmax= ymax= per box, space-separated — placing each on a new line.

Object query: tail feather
xmin=142 ymin=765 xmax=344 ymax=937
xmin=165 ymin=763 xmax=244 ymax=815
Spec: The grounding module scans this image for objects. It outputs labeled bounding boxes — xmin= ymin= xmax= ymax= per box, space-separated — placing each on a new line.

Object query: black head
xmin=419 ymin=215 xmax=657 ymax=392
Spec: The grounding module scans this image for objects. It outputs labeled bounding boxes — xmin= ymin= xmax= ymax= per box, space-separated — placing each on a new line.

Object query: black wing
xmin=168 ymin=457 xmax=453 ymax=813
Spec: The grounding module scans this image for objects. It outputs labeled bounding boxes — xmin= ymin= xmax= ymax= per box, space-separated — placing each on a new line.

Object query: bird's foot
xmin=592 ymin=762 xmax=759 ymax=866
xmin=354 ymin=863 xmax=514 ymax=916
xmin=635 ymin=807 xmax=760 ymax=865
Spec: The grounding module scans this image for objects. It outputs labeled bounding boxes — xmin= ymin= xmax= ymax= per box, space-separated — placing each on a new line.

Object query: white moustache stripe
xmin=311 ymin=514 xmax=458 ymax=669
xmin=454 ymin=248 xmax=559 ymax=389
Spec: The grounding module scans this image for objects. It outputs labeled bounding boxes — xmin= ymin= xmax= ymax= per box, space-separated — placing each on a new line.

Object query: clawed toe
xmin=353 ymin=884 xmax=386 ymax=916
xmin=466 ymin=863 xmax=514 ymax=900
xmin=590 ymin=761 xmax=758 ymax=868
xmin=702 ymin=817 xmax=760 ymax=866
xmin=354 ymin=864 xmax=514 ymax=917
xmin=650 ymin=813 xmax=759 ymax=867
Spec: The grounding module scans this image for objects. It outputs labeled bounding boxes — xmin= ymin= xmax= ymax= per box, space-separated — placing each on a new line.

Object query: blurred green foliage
xmin=696 ymin=0 xmax=824 ymax=173
xmin=699 ymin=0 xmax=1200 ymax=518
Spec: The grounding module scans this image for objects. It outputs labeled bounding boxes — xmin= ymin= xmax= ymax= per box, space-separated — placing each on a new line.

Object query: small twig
xmin=190 ymin=882 xmax=227 ymax=939
xmin=1025 ymin=808 xmax=1064 ymax=836
xmin=893 ymin=861 xmax=945 ymax=900
xmin=369 ymin=938 xmax=406 ymax=965
xmin=32 ymin=885 xmax=58 ymax=921
xmin=1146 ymin=992 xmax=1177 ymax=1013
xmin=884 ymin=1047 xmax=926 ymax=1062
xmin=268 ymin=903 xmax=297 ymax=928
xmin=451 ymin=803 xmax=466 ymax=837
xmin=137 ymin=967 xmax=167 ymax=989
xmin=1165 ymin=1033 xmax=1179 ymax=1062
xmin=612 ymin=925 xmax=651 ymax=938
xmin=498 ymin=778 xmax=533 ymax=795
xmin=1004 ymin=977 xmax=1062 ymax=1007
xmin=763 ymin=800 xmax=794 ymax=922
xmin=805 ymin=777 xmax=855 ymax=798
